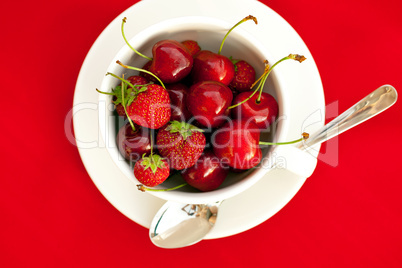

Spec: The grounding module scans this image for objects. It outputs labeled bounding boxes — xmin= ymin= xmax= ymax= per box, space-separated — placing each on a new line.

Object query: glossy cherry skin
xmin=166 ymin=83 xmax=192 ymax=122
xmin=212 ymin=119 xmax=262 ymax=170
xmin=149 ymin=40 xmax=193 ymax=84
xmin=186 ymin=80 xmax=233 ymax=128
xmin=191 ymin=50 xmax=235 ymax=86
xmin=181 ymin=150 xmax=229 ymax=192
xmin=231 ymin=91 xmax=279 ymax=129
xmin=116 ymin=122 xmax=151 ymax=163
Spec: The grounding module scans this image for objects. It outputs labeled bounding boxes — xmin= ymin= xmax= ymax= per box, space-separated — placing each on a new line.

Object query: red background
xmin=2 ymin=0 xmax=402 ymax=267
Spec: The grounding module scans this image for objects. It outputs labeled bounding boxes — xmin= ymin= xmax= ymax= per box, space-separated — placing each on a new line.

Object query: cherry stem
xmin=259 ymin=137 xmax=303 ymax=146
xmin=121 ymin=74 xmax=136 ymax=132
xmin=95 ymin=88 xmax=114 ymax=95
xmin=137 ymin=183 xmax=188 ymax=192
xmin=116 ymin=60 xmax=166 ymax=89
xmin=106 ymin=72 xmax=136 ymax=89
xmin=256 ymin=54 xmax=305 ymax=102
xmin=259 ymin=132 xmax=309 ymax=146
xmin=218 ymin=15 xmax=258 ymax=55
xmin=227 ymin=81 xmax=262 ymax=109
xmin=228 ymin=54 xmax=306 ymax=109
xmin=121 ymin=17 xmax=153 ymax=61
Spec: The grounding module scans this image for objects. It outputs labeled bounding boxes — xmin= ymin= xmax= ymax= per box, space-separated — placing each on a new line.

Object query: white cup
xmin=98 ymin=16 xmax=317 ymax=204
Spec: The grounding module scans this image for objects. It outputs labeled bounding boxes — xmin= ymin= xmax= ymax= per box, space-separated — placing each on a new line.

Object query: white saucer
xmin=73 ymin=0 xmax=325 ymax=239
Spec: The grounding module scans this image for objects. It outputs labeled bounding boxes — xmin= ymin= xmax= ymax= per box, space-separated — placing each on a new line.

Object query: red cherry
xmin=190 ymin=16 xmax=257 ymax=86
xmin=166 ymin=83 xmax=192 ymax=122
xmin=191 ymin=50 xmax=235 ymax=86
xmin=231 ymin=91 xmax=278 ymax=129
xmin=181 ymin=150 xmax=229 ymax=192
xmin=212 ymin=119 xmax=262 ymax=170
xmin=116 ymin=122 xmax=151 ymax=163
xmin=186 ymin=80 xmax=233 ymax=128
xmin=149 ymin=40 xmax=193 ymax=84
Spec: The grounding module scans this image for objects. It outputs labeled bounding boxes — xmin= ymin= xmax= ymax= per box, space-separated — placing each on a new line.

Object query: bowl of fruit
xmin=97 ymin=15 xmax=307 ymax=204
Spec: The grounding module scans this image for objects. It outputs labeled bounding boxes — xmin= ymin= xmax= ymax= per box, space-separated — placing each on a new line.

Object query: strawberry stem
xmin=218 ymin=15 xmax=258 ymax=55
xmin=259 ymin=132 xmax=309 ymax=145
xmin=121 ymin=17 xmax=153 ymax=61
xmin=137 ymin=183 xmax=188 ymax=192
xmin=116 ymin=60 xmax=166 ymax=89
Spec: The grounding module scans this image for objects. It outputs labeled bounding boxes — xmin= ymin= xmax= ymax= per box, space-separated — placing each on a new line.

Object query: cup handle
xmin=273 ymin=145 xmax=318 ymax=178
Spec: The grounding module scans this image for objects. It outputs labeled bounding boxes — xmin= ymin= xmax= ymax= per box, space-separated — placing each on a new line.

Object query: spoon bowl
xmin=150 ymin=201 xmax=222 ymax=248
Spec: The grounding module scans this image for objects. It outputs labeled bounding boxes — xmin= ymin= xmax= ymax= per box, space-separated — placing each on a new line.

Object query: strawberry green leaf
xmin=141 ymin=154 xmax=166 ymax=174
xmin=165 ymin=121 xmax=203 ymax=140
xmin=229 ymin=56 xmax=240 ymax=72
xmin=137 ymin=85 xmax=148 ymax=94
xmin=112 ymin=85 xmax=123 ymax=105
xmin=112 ymin=84 xmax=145 ymax=107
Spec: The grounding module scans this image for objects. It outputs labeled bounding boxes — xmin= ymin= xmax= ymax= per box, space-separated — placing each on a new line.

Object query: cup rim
xmin=98 ymin=15 xmax=291 ymax=204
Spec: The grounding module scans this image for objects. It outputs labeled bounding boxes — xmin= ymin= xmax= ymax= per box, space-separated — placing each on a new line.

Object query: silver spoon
xmin=150 ymin=201 xmax=222 ymax=248
xmin=149 ymin=84 xmax=397 ymax=248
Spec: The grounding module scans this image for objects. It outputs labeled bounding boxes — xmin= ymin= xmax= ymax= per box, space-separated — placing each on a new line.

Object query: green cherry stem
xmin=228 ymin=54 xmax=306 ymax=109
xmin=106 ymin=72 xmax=154 ymax=92
xmin=106 ymin=72 xmax=136 ymax=89
xmin=137 ymin=183 xmax=188 ymax=192
xmin=121 ymin=74 xmax=136 ymax=132
xmin=95 ymin=72 xmax=144 ymax=95
xmin=218 ymin=15 xmax=258 ymax=55
xmin=95 ymin=88 xmax=114 ymax=96
xmin=116 ymin=60 xmax=166 ymax=89
xmin=256 ymin=55 xmax=305 ymax=101
xmin=259 ymin=132 xmax=309 ymax=146
xmin=121 ymin=17 xmax=153 ymax=61
xmin=227 ymin=82 xmax=262 ymax=109
xmin=259 ymin=137 xmax=303 ymax=146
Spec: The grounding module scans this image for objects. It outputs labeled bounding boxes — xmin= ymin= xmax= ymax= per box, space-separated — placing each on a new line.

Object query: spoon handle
xmin=301 ymin=85 xmax=398 ymax=149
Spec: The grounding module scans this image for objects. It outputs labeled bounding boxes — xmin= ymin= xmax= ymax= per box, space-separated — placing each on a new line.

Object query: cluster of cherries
xmin=97 ymin=15 xmax=307 ymax=192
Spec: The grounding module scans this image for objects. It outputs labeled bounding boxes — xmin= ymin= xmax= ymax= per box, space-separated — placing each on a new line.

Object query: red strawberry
xmin=134 ymin=154 xmax=170 ymax=187
xmin=229 ymin=59 xmax=256 ymax=92
xmin=181 ymin=40 xmax=201 ymax=57
xmin=97 ymin=74 xmax=169 ymax=129
xmin=156 ymin=121 xmax=206 ymax=170
xmin=115 ymin=75 xmax=149 ymax=117
xmin=126 ymin=84 xmax=171 ymax=129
